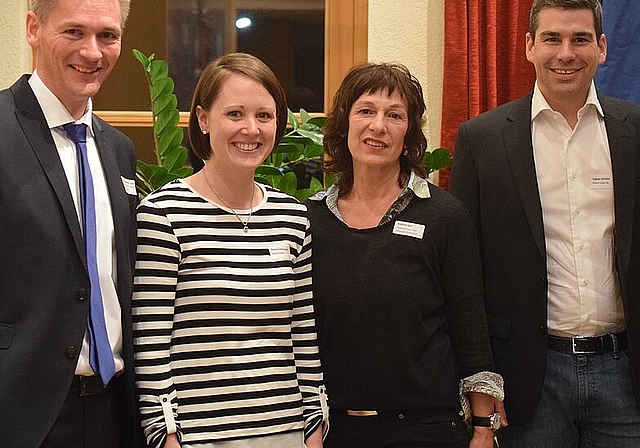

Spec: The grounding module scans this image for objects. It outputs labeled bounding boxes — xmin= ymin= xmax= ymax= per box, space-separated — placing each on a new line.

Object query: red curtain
xmin=439 ymin=0 xmax=536 ymax=189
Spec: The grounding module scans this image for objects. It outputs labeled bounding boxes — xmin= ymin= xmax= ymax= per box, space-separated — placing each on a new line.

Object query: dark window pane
xmin=168 ymin=0 xmax=325 ymax=112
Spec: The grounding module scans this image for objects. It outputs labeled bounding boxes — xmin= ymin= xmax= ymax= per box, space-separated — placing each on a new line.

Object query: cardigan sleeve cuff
xmin=459 ymin=371 xmax=504 ymax=420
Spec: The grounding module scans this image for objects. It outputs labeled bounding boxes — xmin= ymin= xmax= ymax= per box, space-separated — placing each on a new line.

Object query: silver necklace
xmin=203 ymin=172 xmax=254 ymax=233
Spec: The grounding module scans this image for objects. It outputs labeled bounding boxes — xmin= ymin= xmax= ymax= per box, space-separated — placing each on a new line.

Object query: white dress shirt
xmin=531 ymin=81 xmax=625 ymax=338
xmin=29 ymin=71 xmax=124 ymax=375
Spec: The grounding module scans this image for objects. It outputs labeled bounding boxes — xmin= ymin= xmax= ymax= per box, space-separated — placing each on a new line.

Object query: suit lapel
xmin=502 ymin=95 xmax=546 ymax=257
xmin=92 ymin=116 xmax=132 ymax=292
xmin=12 ymin=76 xmax=86 ymax=264
xmin=601 ymin=96 xmax=637 ymax=276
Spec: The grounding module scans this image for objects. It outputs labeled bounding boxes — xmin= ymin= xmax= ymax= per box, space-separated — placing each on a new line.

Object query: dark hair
xmin=529 ymin=0 xmax=603 ymax=42
xmin=323 ymin=62 xmax=427 ymax=196
xmin=30 ymin=0 xmax=131 ymax=27
xmin=188 ymin=53 xmax=288 ymax=161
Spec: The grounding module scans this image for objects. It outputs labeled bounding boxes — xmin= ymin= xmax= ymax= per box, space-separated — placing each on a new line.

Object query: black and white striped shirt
xmin=133 ymin=180 xmax=326 ymax=448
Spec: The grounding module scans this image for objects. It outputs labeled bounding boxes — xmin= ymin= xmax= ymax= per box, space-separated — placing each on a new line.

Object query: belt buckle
xmin=347 ymin=410 xmax=379 ymax=417
xmin=78 ymin=375 xmax=105 ymax=396
xmin=572 ymin=336 xmax=596 ymax=354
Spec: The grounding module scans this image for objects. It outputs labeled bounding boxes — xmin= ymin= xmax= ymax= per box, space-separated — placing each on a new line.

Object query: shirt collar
xmin=309 ymin=170 xmax=432 ymax=202
xmin=28 ymin=70 xmax=94 ymax=133
xmin=531 ymin=80 xmax=603 ymax=121
xmin=407 ymin=170 xmax=431 ymax=199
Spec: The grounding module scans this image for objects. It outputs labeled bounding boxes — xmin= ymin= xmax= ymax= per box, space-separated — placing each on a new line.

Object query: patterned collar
xmin=309 ymin=170 xmax=431 ymax=226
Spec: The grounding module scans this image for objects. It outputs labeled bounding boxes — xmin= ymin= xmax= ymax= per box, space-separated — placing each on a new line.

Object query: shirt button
xmin=77 ymin=288 xmax=88 ymax=301
xmin=65 ymin=345 xmax=77 ymax=358
xmin=397 ymin=413 xmax=405 ymax=420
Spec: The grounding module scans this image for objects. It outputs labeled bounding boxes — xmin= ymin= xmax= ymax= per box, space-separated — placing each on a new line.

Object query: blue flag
xmin=595 ymin=0 xmax=640 ymax=104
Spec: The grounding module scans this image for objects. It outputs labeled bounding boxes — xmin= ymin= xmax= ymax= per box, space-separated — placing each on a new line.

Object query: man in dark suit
xmin=0 ymin=1 xmax=140 ymax=447
xmin=450 ymin=0 xmax=640 ymax=447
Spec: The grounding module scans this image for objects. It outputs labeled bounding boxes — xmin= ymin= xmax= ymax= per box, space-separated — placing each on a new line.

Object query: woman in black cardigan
xmin=306 ymin=62 xmax=505 ymax=448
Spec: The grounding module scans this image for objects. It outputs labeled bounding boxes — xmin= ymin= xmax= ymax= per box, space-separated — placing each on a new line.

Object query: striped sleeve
xmin=291 ymin=217 xmax=328 ymax=439
xmin=133 ymin=199 xmax=182 ymax=448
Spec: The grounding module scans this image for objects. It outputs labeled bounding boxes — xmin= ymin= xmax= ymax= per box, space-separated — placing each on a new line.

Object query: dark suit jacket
xmin=450 ymin=91 xmax=640 ymax=425
xmin=0 ymin=75 xmax=139 ymax=448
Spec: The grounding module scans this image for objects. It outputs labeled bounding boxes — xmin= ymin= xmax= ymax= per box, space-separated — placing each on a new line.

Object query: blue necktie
xmin=64 ymin=123 xmax=116 ymax=386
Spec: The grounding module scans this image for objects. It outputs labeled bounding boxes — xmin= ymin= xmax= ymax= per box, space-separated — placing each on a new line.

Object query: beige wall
xmin=369 ymin=0 xmax=444 ymax=150
xmin=0 ymin=1 xmax=31 ymax=89
xmin=0 ymin=0 xmax=444 ymax=146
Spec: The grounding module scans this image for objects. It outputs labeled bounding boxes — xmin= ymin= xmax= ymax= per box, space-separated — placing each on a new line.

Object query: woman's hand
xmin=467 ymin=392 xmax=507 ymax=447
xmin=305 ymin=426 xmax=323 ymax=448
xmin=163 ymin=433 xmax=181 ymax=448
xmin=469 ymin=427 xmax=496 ymax=448
xmin=494 ymin=397 xmax=508 ymax=428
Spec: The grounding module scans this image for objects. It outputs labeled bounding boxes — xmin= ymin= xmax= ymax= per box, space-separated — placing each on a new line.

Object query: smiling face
xmin=526 ymin=6 xmax=606 ymax=111
xmin=347 ymin=89 xmax=409 ymax=172
xmin=196 ymin=73 xmax=277 ymax=175
xmin=26 ymin=0 xmax=123 ymax=119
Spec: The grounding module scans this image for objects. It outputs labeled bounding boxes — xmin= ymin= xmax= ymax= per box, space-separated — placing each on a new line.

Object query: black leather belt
xmin=71 ymin=375 xmax=105 ymax=396
xmin=548 ymin=332 xmax=627 ymax=355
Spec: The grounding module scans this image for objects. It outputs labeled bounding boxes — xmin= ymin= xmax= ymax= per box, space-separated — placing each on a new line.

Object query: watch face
xmin=489 ymin=412 xmax=502 ymax=430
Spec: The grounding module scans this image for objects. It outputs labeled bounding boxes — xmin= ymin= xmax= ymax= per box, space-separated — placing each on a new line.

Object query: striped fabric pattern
xmin=133 ymin=180 xmax=324 ymax=448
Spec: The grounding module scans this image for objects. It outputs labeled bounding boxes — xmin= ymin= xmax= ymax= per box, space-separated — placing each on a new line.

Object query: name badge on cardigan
xmin=393 ymin=221 xmax=425 ymax=239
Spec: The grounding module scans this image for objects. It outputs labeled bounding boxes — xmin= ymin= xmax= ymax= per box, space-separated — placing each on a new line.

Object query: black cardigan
xmin=307 ymin=184 xmax=495 ymax=414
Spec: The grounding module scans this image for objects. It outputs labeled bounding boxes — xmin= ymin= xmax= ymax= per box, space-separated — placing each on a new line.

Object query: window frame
xmin=94 ymin=0 xmax=368 ymax=127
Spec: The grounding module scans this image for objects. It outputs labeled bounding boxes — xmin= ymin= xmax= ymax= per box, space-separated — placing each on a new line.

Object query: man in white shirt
xmin=0 ymin=1 xmax=140 ymax=447
xmin=450 ymin=0 xmax=640 ymax=447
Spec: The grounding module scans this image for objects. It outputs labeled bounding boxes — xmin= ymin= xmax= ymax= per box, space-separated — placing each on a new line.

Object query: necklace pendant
xmin=243 ymin=225 xmax=249 ymax=233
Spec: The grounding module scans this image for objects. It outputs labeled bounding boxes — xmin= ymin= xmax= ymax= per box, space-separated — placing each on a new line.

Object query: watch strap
xmin=471 ymin=413 xmax=500 ymax=430
xmin=471 ymin=415 xmax=492 ymax=427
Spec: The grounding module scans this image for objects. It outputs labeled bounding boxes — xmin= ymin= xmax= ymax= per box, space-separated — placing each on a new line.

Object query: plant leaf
xmin=153 ymin=94 xmax=178 ymax=116
xmin=278 ymin=171 xmax=298 ymax=195
xmin=157 ymin=126 xmax=184 ymax=156
xmin=287 ymin=109 xmax=298 ymax=130
xmin=256 ymin=165 xmax=284 ymax=177
xmin=165 ymin=147 xmax=190 ymax=172
xmin=149 ymin=59 xmax=169 ymax=83
xmin=299 ymin=108 xmax=312 ymax=124
xmin=151 ymin=77 xmax=175 ymax=101
xmin=430 ymin=148 xmax=452 ymax=170
xmin=132 ymin=49 xmax=153 ymax=72
xmin=154 ymin=110 xmax=180 ymax=137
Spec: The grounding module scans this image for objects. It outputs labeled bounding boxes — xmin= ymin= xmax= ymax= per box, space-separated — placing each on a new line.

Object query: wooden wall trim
xmin=324 ymin=0 xmax=368 ymax=111
xmin=94 ymin=110 xmax=189 ymax=127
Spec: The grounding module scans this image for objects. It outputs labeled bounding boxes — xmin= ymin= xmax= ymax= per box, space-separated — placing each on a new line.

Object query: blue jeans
xmin=498 ymin=348 xmax=640 ymax=448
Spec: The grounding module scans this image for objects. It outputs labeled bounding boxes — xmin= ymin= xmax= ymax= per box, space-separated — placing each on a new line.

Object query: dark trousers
xmin=40 ymin=376 xmax=124 ymax=448
xmin=325 ymin=409 xmax=469 ymax=448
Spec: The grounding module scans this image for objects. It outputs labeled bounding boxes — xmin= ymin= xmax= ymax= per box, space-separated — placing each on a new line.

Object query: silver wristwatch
xmin=471 ymin=412 xmax=501 ymax=430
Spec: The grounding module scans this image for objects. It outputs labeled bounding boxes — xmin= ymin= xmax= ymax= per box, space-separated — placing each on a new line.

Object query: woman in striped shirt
xmin=133 ymin=53 xmax=327 ymax=448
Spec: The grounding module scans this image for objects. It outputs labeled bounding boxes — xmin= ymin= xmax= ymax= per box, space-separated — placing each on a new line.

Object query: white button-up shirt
xmin=531 ymin=81 xmax=625 ymax=337
xmin=29 ymin=71 xmax=124 ymax=375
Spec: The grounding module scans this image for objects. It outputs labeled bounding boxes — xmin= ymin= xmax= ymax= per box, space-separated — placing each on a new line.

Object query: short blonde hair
xmin=30 ymin=0 xmax=131 ymax=27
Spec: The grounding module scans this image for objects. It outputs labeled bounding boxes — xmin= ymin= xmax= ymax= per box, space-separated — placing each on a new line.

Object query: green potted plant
xmin=132 ymin=50 xmax=452 ymax=201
